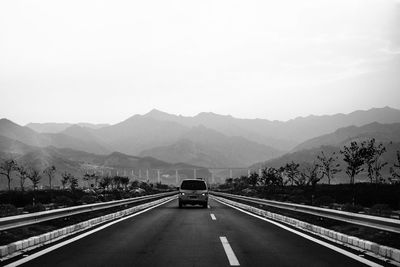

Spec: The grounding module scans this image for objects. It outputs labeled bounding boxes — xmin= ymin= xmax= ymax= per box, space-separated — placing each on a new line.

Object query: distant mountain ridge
xmin=293 ymin=122 xmax=400 ymax=151
xmin=139 ymin=125 xmax=282 ymax=168
xmin=4 ymin=106 xmax=400 ymax=169
xmin=0 ymin=134 xmax=208 ymax=189
xmin=26 ymin=122 xmax=110 ymax=133
xmin=0 ymin=119 xmax=109 ymax=155
xmin=251 ymin=122 xmax=400 ymax=183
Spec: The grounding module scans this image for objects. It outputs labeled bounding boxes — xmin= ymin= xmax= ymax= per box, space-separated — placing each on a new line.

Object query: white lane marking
xmin=214 ymin=198 xmax=382 ymax=267
xmin=220 ymin=236 xmax=240 ymax=266
xmin=4 ymin=197 xmax=176 ymax=267
xmin=210 ymin=213 xmax=217 ymax=220
xmin=208 ymin=205 xmax=211 ymax=209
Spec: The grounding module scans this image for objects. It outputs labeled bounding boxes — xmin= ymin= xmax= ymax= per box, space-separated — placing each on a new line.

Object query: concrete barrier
xmin=214 ymin=196 xmax=400 ymax=264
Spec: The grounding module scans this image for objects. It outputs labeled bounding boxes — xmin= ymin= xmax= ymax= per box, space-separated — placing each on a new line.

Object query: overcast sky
xmin=1 ymin=0 xmax=400 ymax=125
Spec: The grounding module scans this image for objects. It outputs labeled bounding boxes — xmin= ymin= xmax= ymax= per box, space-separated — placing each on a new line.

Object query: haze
xmin=1 ymin=0 xmax=400 ymax=125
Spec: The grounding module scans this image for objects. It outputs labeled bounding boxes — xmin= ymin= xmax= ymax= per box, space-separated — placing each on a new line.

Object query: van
xmin=178 ymin=179 xmax=208 ymax=208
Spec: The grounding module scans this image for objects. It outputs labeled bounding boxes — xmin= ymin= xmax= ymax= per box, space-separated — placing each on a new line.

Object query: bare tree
xmin=16 ymin=165 xmax=28 ymax=191
xmin=316 ymin=151 xmax=341 ymax=185
xmin=389 ymin=151 xmax=400 ymax=183
xmin=340 ymin=141 xmax=365 ymax=185
xmin=261 ymin=167 xmax=283 ymax=188
xmin=43 ymin=165 xmax=56 ymax=190
xmin=283 ymin=161 xmax=301 ymax=186
xmin=364 ymin=139 xmax=387 ymax=183
xmin=27 ymin=168 xmax=42 ymax=191
xmin=61 ymin=172 xmax=71 ymax=189
xmin=0 ymin=159 xmax=18 ymax=191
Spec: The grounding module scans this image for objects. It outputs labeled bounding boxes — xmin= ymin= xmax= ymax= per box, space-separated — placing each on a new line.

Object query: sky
xmin=1 ymin=0 xmax=400 ymax=125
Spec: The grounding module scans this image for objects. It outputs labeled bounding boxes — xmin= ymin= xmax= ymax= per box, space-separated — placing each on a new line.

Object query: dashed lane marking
xmin=214 ymin=198 xmax=382 ymax=267
xmin=220 ymin=236 xmax=240 ymax=266
xmin=210 ymin=213 xmax=217 ymax=220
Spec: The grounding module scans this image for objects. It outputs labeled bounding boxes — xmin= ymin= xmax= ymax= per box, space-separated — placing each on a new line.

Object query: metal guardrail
xmin=211 ymin=191 xmax=400 ymax=234
xmin=0 ymin=191 xmax=177 ymax=231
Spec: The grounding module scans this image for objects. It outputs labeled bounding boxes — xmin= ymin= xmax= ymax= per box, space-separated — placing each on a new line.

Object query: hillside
xmin=251 ymin=123 xmax=400 ymax=183
xmin=293 ymin=122 xmax=400 ymax=152
xmin=139 ymin=126 xmax=282 ymax=168
xmin=0 ymin=136 xmax=209 ymax=189
xmin=26 ymin=122 xmax=109 ymax=133
xmin=0 ymin=119 xmax=109 ymax=155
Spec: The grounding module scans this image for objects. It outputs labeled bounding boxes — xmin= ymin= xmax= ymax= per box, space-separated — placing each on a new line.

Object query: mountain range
xmin=1 ymin=106 xmax=400 ymax=187
xmin=251 ymin=122 xmax=400 ymax=183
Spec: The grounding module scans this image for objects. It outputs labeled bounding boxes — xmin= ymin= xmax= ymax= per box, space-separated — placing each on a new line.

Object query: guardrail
xmin=0 ymin=191 xmax=177 ymax=231
xmin=211 ymin=191 xmax=400 ymax=234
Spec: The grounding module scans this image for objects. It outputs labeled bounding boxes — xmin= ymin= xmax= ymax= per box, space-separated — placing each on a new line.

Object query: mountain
xmin=250 ymin=122 xmax=400 ymax=183
xmin=0 ymin=135 xmax=209 ymax=189
xmin=94 ymin=115 xmax=190 ymax=156
xmin=136 ymin=107 xmax=400 ymax=151
xmin=0 ymin=119 xmax=109 ymax=154
xmin=26 ymin=122 xmax=109 ymax=133
xmin=139 ymin=126 xmax=282 ymax=168
xmin=293 ymin=122 xmax=400 ymax=152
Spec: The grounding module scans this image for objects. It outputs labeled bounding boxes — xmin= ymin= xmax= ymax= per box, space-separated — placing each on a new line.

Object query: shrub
xmin=54 ymin=195 xmax=74 ymax=207
xmin=341 ymin=203 xmax=364 ymax=213
xmin=80 ymin=195 xmax=97 ymax=204
xmin=314 ymin=195 xmax=335 ymax=207
xmin=24 ymin=203 xmax=46 ymax=213
xmin=0 ymin=204 xmax=18 ymax=217
xmin=369 ymin=204 xmax=392 ymax=216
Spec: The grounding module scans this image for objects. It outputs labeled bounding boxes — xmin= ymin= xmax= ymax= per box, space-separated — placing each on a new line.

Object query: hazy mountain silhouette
xmin=94 ymin=115 xmax=190 ymax=155
xmin=293 ymin=122 xmax=400 ymax=151
xmin=0 ymin=134 xmax=208 ymax=189
xmin=0 ymin=119 xmax=109 ymax=154
xmin=26 ymin=122 xmax=109 ymax=133
xmin=133 ymin=107 xmax=400 ymax=151
xmin=250 ymin=122 xmax=400 ymax=183
xmin=139 ymin=125 xmax=282 ymax=167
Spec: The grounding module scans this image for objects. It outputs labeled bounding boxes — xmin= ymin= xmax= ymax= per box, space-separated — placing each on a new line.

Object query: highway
xmin=6 ymin=198 xmax=383 ymax=267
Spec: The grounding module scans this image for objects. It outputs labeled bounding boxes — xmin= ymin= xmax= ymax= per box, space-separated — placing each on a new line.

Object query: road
xmin=10 ymin=198 xmax=380 ymax=267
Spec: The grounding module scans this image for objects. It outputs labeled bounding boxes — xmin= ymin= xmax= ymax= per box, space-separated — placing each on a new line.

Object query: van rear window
xmin=181 ymin=180 xmax=206 ymax=190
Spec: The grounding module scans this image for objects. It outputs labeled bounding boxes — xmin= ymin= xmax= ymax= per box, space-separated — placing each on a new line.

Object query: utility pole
xmin=157 ymin=170 xmax=161 ymax=184
xmin=176 ymin=170 xmax=179 ymax=185
xmin=194 ymin=168 xmax=197 ymax=179
xmin=229 ymin=169 xmax=233 ymax=178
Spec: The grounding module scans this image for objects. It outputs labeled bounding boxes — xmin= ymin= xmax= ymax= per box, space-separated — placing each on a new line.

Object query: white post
xmin=157 ymin=170 xmax=161 ymax=183
xmin=229 ymin=169 xmax=232 ymax=178
xmin=194 ymin=169 xmax=197 ymax=179
xmin=176 ymin=170 xmax=179 ymax=185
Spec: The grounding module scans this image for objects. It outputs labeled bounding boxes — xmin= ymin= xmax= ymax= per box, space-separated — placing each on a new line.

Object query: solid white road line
xmin=5 ymin=197 xmax=176 ymax=267
xmin=220 ymin=236 xmax=240 ymax=266
xmin=214 ymin=198 xmax=382 ymax=267
xmin=210 ymin=213 xmax=217 ymax=220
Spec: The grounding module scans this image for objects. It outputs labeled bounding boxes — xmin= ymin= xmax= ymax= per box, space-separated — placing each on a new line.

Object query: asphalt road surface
xmin=12 ymin=198 xmax=382 ymax=267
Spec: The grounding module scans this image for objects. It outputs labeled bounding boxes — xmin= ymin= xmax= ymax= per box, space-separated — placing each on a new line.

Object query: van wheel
xmin=202 ymin=203 xmax=208 ymax=208
xmin=179 ymin=202 xmax=183 ymax=208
